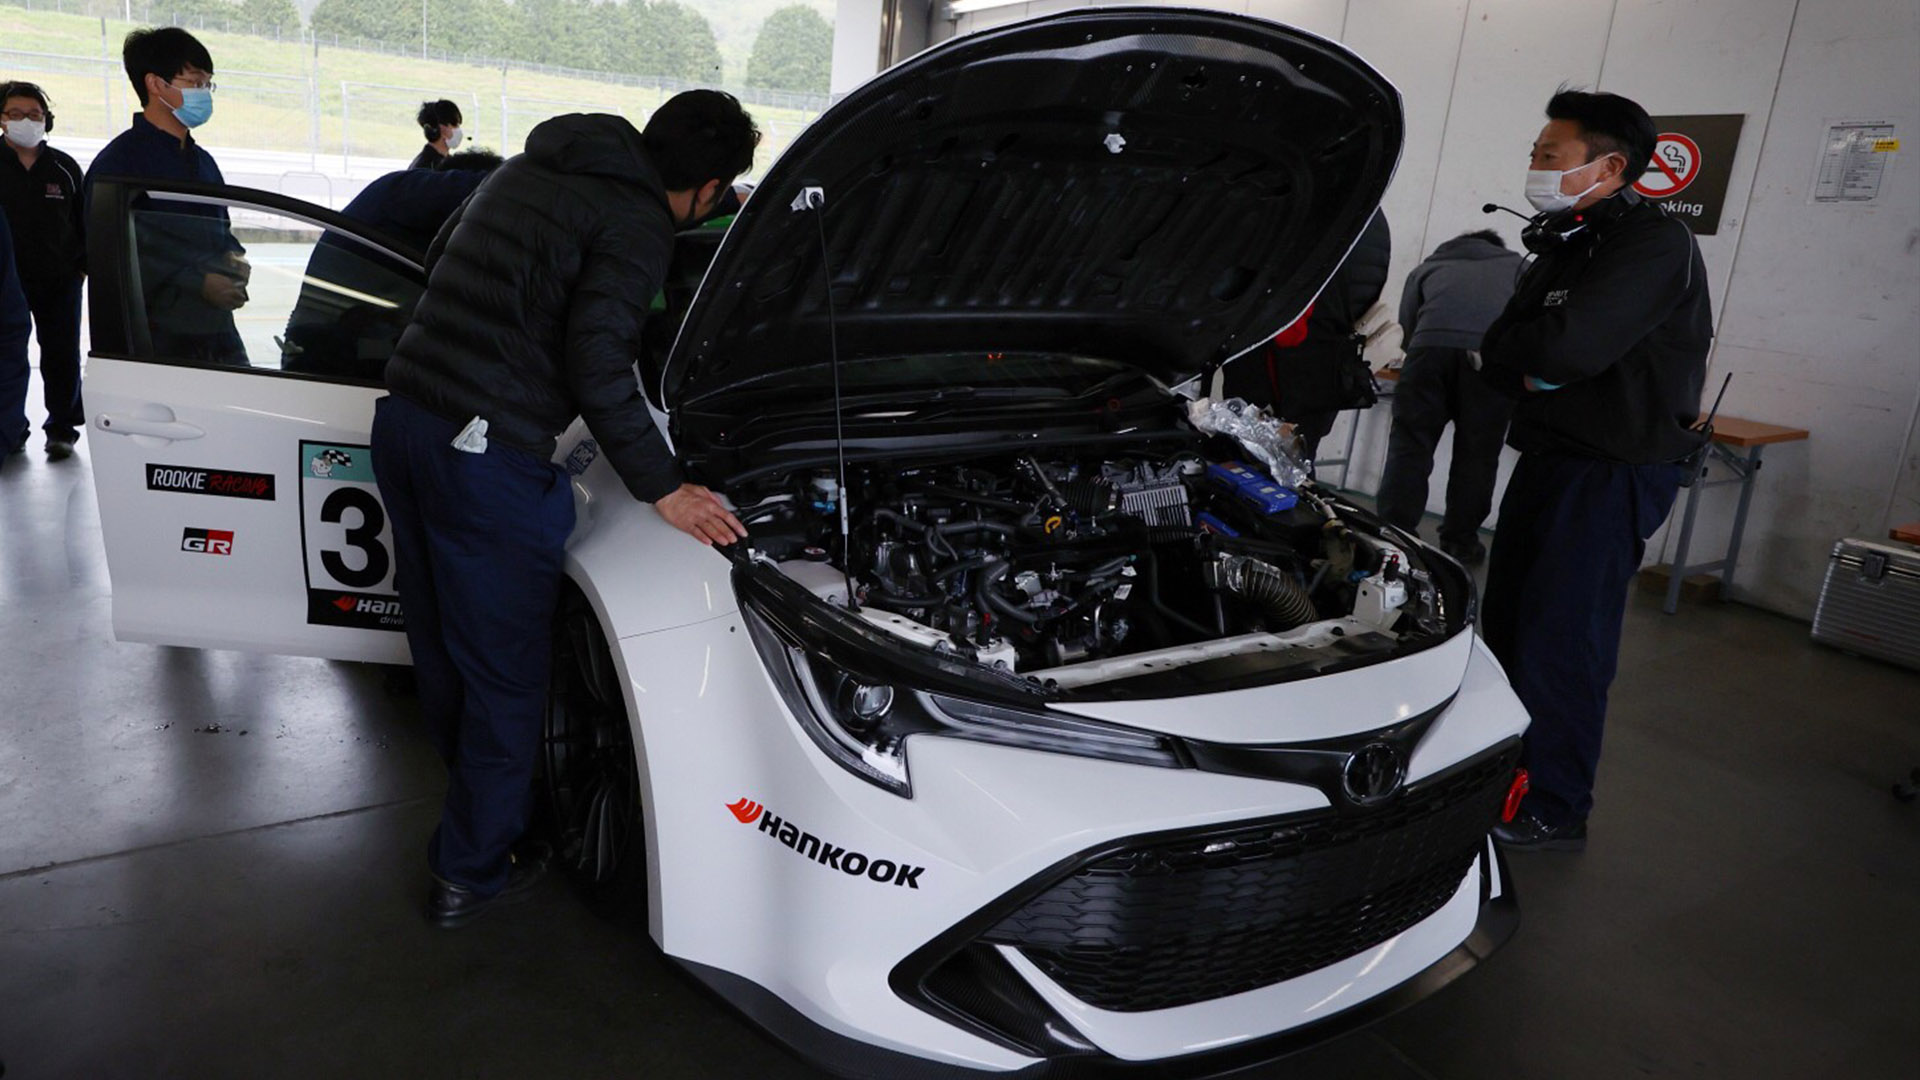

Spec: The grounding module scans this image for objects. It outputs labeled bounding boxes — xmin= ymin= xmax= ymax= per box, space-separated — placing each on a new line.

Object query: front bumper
xmin=679 ymin=842 xmax=1518 ymax=1079
xmin=620 ymin=611 xmax=1528 ymax=1076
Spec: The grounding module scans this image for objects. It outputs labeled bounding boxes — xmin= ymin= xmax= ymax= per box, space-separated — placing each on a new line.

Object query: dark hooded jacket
xmin=385 ymin=113 xmax=683 ymax=501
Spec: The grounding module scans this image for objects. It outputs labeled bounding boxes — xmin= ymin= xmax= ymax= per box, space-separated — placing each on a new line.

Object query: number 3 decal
xmin=319 ymin=487 xmax=390 ymax=589
xmin=300 ymin=441 xmax=405 ymax=631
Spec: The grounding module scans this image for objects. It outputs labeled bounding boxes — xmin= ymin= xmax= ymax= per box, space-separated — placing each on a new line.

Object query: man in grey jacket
xmin=1375 ymin=229 xmax=1523 ymax=564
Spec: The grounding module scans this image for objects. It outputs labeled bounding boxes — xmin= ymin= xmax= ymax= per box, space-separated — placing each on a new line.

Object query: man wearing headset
xmin=0 ymin=81 xmax=86 ymax=459
xmin=1478 ymin=88 xmax=1711 ymax=852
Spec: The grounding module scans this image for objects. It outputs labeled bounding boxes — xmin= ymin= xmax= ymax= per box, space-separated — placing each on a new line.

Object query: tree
xmin=310 ymin=0 xmax=412 ymax=46
xmin=239 ymin=0 xmax=302 ymax=33
xmin=746 ymin=4 xmax=830 ymax=93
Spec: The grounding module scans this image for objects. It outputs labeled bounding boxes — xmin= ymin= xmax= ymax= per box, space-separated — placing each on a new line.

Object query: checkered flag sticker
xmin=310 ymin=447 xmax=356 ymax=478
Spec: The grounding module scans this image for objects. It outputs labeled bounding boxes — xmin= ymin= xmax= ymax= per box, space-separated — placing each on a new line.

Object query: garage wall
xmin=920 ymin=0 xmax=1920 ymax=618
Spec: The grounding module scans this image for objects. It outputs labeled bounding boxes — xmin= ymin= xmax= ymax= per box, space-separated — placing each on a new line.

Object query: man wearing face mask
xmin=1478 ymin=88 xmax=1711 ymax=853
xmin=372 ymin=93 xmax=758 ymax=927
xmin=84 ymin=27 xmax=248 ymax=366
xmin=410 ymin=99 xmax=465 ymax=170
xmin=0 ymin=81 xmax=86 ymax=459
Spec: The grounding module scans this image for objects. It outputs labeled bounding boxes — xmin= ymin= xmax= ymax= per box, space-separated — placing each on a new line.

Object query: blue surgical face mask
xmin=171 ymin=86 xmax=213 ymax=129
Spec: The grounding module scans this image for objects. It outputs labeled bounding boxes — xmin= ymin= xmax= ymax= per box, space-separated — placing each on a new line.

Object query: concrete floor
xmin=3 ymin=382 xmax=1918 ymax=1079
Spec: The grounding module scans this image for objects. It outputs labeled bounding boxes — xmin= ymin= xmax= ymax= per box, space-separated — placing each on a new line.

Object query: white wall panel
xmin=1424 ymin=0 xmax=1613 ymax=254
xmin=1668 ymin=0 xmax=1920 ymax=614
xmin=1596 ymin=0 xmax=1798 ymax=349
xmin=1243 ymin=0 xmax=1347 ymax=40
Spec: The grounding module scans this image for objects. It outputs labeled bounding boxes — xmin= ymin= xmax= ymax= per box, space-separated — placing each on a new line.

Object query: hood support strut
xmin=793 ymin=184 xmax=859 ymax=612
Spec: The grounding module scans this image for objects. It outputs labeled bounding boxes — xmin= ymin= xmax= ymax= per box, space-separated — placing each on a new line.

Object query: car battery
xmin=1811 ymin=539 xmax=1920 ymax=671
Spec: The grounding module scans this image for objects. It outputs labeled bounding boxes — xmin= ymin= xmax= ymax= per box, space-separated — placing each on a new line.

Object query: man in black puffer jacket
xmin=373 ymin=93 xmax=757 ymax=928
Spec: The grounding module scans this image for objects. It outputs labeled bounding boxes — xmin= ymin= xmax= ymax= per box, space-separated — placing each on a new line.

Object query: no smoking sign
xmin=1635 ymin=114 xmax=1745 ymax=235
xmin=1636 ymin=132 xmax=1702 ymax=198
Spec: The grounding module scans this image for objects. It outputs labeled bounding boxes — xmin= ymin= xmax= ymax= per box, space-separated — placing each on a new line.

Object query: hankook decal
xmin=726 ymin=798 xmax=925 ymax=888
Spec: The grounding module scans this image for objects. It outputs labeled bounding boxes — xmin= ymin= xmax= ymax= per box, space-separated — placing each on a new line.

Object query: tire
xmin=541 ymin=581 xmax=650 ymax=915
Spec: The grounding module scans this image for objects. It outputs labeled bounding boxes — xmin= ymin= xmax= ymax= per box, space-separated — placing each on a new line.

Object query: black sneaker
xmin=45 ymin=438 xmax=76 ymax=461
xmin=1491 ymin=811 xmax=1587 ymax=852
xmin=426 ymin=853 xmax=550 ymax=929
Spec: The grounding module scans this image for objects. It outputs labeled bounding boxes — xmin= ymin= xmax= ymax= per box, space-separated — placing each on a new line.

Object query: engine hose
xmin=976 ymin=561 xmax=1048 ymax=625
xmin=871 ymin=509 xmax=1019 ymax=542
xmin=933 ymin=554 xmax=995 ymax=584
xmin=1221 ymin=556 xmax=1318 ymax=629
xmin=918 ymin=485 xmax=1033 ymax=514
xmin=1056 ymin=478 xmax=1117 ymax=517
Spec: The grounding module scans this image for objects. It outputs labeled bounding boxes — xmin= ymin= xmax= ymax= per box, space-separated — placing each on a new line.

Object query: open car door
xmin=85 ymin=179 xmax=424 ymax=663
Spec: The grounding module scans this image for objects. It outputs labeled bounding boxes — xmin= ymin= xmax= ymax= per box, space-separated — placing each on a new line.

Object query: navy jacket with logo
xmin=1480 ymin=195 xmax=1712 ymax=465
xmin=0 ymin=140 xmax=86 ymax=287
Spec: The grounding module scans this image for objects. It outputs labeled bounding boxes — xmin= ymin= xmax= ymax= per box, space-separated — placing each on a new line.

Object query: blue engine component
xmin=1196 ymin=511 xmax=1240 ymax=536
xmin=1207 ymin=461 xmax=1299 ymax=515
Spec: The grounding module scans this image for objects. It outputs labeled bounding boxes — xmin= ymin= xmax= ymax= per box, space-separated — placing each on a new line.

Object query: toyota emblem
xmin=1342 ymin=742 xmax=1407 ymax=805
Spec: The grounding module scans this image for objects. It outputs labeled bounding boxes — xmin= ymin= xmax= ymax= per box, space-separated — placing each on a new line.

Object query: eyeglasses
xmin=2 ymin=110 xmax=46 ymax=122
xmin=170 ymin=78 xmax=217 ymax=92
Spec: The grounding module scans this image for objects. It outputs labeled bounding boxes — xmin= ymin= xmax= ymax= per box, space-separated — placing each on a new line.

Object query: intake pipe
xmin=1212 ymin=554 xmax=1317 ymax=630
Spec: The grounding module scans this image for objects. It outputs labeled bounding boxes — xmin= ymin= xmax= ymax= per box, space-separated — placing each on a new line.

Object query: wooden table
xmin=1663 ymin=415 xmax=1810 ymax=614
xmin=1891 ymin=522 xmax=1920 ymax=545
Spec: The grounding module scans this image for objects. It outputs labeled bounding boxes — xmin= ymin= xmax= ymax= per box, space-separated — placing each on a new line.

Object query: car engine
xmin=732 ymin=447 xmax=1453 ymax=683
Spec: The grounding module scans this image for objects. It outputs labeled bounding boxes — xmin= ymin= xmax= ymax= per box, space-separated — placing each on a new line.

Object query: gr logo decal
xmin=181 ymin=528 xmax=234 ymax=555
xmin=727 ymin=798 xmax=925 ymax=888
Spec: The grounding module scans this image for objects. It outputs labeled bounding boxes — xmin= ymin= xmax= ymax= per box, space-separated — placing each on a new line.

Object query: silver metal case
xmin=1811 ymin=539 xmax=1920 ymax=671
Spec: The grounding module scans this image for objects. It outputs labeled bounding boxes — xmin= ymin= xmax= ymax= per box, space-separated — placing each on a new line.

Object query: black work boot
xmin=427 ymin=853 xmax=550 ymax=928
xmin=1491 ymin=811 xmax=1587 ymax=852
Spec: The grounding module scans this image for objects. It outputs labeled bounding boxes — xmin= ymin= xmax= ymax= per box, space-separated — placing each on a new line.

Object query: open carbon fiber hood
xmin=664 ymin=7 xmax=1402 ymax=449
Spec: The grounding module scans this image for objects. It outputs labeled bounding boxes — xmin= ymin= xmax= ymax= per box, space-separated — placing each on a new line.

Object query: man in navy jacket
xmin=84 ymin=27 xmax=246 ymax=366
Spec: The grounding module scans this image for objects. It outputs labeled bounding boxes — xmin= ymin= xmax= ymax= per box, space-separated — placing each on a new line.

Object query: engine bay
xmin=731 ymin=443 xmax=1458 ymax=689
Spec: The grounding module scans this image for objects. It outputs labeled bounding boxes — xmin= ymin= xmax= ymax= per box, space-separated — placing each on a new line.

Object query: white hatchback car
xmin=84 ymin=8 xmax=1531 ymax=1077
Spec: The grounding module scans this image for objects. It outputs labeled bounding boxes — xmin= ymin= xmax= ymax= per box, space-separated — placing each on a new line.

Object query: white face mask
xmin=3 ymin=118 xmax=45 ymax=149
xmin=446 ymin=126 xmax=464 ymax=150
xmin=1524 ymin=153 xmax=1617 ymax=213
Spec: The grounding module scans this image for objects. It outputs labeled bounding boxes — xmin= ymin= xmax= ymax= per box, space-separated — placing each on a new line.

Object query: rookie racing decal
xmin=147 ymin=464 xmax=275 ymax=500
xmin=726 ymin=798 xmax=925 ymax=888
xmin=299 ymin=442 xmax=404 ymax=631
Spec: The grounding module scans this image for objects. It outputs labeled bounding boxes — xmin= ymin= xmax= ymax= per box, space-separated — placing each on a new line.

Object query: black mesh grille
xmin=981 ymin=743 xmax=1520 ymax=1012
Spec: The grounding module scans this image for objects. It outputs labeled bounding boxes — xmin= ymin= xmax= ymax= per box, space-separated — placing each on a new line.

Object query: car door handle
xmin=95 ymin=413 xmax=206 ymax=441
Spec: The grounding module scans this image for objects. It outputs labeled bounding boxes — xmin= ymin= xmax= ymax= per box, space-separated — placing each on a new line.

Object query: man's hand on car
xmin=655 ymin=483 xmax=749 ymax=546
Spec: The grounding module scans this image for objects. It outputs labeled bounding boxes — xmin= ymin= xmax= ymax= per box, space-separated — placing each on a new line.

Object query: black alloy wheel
xmin=542 ymin=583 xmax=648 ymax=910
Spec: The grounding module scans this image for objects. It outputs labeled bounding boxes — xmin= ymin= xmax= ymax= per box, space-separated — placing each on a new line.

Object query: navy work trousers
xmin=1480 ymin=451 xmax=1680 ymax=827
xmin=23 ymin=276 xmax=85 ymax=442
xmin=371 ymin=394 xmax=575 ymax=896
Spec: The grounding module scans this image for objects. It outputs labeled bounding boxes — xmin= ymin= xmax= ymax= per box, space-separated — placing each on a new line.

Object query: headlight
xmin=745 ymin=605 xmax=1184 ymax=797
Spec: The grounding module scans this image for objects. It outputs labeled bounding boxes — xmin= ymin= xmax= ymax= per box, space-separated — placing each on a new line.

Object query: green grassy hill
xmin=0 ymin=3 xmax=822 ymax=169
